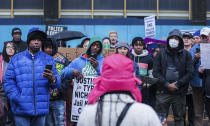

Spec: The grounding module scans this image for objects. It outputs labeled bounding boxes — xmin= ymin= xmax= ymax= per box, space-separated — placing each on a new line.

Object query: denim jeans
xmin=14 ymin=115 xmax=46 ymax=126
xmin=45 ymin=100 xmax=65 ymax=126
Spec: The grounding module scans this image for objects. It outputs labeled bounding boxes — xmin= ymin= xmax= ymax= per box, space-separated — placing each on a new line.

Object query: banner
xmin=46 ymin=25 xmax=68 ymax=36
xmin=58 ymin=47 xmax=115 ymax=61
xmin=144 ymin=38 xmax=166 ymax=54
xmin=144 ymin=16 xmax=156 ymax=38
xmin=200 ymin=43 xmax=210 ymax=69
xmin=71 ymin=76 xmax=96 ymax=122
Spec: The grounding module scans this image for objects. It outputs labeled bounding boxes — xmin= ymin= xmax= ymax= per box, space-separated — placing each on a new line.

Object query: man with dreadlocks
xmin=77 ymin=54 xmax=162 ymax=126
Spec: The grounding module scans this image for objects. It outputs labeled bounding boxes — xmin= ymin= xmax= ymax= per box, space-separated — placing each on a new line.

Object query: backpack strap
xmin=116 ymin=103 xmax=133 ymax=126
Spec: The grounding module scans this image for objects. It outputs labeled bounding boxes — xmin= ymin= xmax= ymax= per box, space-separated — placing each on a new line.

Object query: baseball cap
xmin=11 ymin=27 xmax=21 ymax=35
xmin=200 ymin=27 xmax=210 ymax=36
xmin=183 ymin=32 xmax=193 ymax=38
xmin=193 ymin=30 xmax=200 ymax=37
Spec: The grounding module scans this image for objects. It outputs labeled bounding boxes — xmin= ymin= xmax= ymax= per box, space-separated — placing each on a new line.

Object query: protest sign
xmin=144 ymin=16 xmax=156 ymax=38
xmin=46 ymin=25 xmax=67 ymax=36
xmin=138 ymin=63 xmax=148 ymax=76
xmin=144 ymin=37 xmax=166 ymax=53
xmin=71 ymin=76 xmax=96 ymax=122
xmin=58 ymin=47 xmax=115 ymax=61
xmin=200 ymin=43 xmax=210 ymax=69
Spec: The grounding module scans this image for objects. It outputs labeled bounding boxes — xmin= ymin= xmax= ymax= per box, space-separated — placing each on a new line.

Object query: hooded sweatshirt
xmin=61 ymin=36 xmax=104 ymax=80
xmin=153 ymin=29 xmax=194 ymax=95
xmin=131 ymin=49 xmax=153 ymax=75
xmin=131 ymin=49 xmax=154 ymax=107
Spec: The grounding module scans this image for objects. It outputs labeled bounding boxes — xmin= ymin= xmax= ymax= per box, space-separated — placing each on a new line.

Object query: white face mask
xmin=169 ymin=39 xmax=179 ymax=48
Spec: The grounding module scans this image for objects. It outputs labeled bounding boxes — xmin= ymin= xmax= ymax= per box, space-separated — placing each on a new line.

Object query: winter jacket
xmin=61 ymin=37 xmax=104 ymax=80
xmin=190 ymin=44 xmax=202 ymax=87
xmin=45 ymin=37 xmax=71 ymax=101
xmin=131 ymin=49 xmax=153 ymax=71
xmin=50 ymin=52 xmax=70 ymax=101
xmin=77 ymin=93 xmax=161 ymax=126
xmin=153 ymin=29 xmax=194 ymax=95
xmin=0 ymin=54 xmax=8 ymax=119
xmin=61 ymin=53 xmax=103 ymax=80
xmin=11 ymin=39 xmax=27 ymax=53
xmin=131 ymin=49 xmax=154 ymax=106
xmin=4 ymin=49 xmax=60 ymax=116
xmin=134 ymin=62 xmax=141 ymax=80
xmin=199 ymin=69 xmax=210 ymax=97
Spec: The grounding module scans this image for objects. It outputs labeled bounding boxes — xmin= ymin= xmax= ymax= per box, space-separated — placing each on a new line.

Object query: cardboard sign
xmin=200 ymin=43 xmax=210 ymax=69
xmin=58 ymin=47 xmax=115 ymax=61
xmin=71 ymin=76 xmax=96 ymax=122
xmin=144 ymin=16 xmax=156 ymax=38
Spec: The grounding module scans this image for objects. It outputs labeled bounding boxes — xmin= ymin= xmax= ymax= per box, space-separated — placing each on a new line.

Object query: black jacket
xmin=12 ymin=39 xmax=27 ymax=53
xmin=153 ymin=29 xmax=194 ymax=95
xmin=131 ymin=49 xmax=155 ymax=107
xmin=199 ymin=69 xmax=210 ymax=97
xmin=131 ymin=50 xmax=153 ymax=71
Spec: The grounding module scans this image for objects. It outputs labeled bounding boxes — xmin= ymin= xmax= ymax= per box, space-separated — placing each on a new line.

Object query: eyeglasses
xmin=6 ymin=46 xmax=15 ymax=49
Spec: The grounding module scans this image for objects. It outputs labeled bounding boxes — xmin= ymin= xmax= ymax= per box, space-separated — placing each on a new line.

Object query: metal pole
xmin=11 ymin=0 xmax=14 ymax=18
xmin=156 ymin=0 xmax=159 ymax=19
xmin=189 ymin=0 xmax=192 ymax=20
xmin=91 ymin=0 xmax=94 ymax=19
xmin=124 ymin=0 xmax=127 ymax=18
xmin=59 ymin=0 xmax=61 ymax=18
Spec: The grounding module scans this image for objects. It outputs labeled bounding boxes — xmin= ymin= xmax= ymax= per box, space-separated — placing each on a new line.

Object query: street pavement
xmin=167 ymin=115 xmax=209 ymax=126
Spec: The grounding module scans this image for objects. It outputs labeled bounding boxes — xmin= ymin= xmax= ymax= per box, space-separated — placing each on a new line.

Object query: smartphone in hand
xmin=89 ymin=54 xmax=97 ymax=59
xmin=44 ymin=64 xmax=52 ymax=72
xmin=196 ymin=48 xmax=200 ymax=53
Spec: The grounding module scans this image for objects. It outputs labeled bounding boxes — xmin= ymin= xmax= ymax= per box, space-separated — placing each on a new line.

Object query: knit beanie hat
xmin=116 ymin=40 xmax=130 ymax=50
xmin=27 ymin=27 xmax=47 ymax=45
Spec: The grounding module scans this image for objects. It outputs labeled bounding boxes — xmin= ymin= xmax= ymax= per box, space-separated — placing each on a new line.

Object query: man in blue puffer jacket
xmin=4 ymin=27 xmax=60 ymax=126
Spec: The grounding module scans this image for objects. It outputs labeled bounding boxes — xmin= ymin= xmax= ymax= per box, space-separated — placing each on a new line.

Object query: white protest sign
xmin=46 ymin=25 xmax=67 ymax=36
xmin=144 ymin=16 xmax=156 ymax=38
xmin=200 ymin=43 xmax=210 ymax=69
xmin=71 ymin=76 xmax=96 ymax=122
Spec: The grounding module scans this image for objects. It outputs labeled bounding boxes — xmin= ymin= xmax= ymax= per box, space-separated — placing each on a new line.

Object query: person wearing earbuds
xmin=153 ymin=29 xmax=194 ymax=126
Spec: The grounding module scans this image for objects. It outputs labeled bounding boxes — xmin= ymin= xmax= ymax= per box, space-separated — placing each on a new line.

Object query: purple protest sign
xmin=144 ymin=38 xmax=166 ymax=54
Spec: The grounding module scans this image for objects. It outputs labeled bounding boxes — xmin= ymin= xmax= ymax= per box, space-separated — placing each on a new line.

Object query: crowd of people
xmin=0 ymin=26 xmax=209 ymax=126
